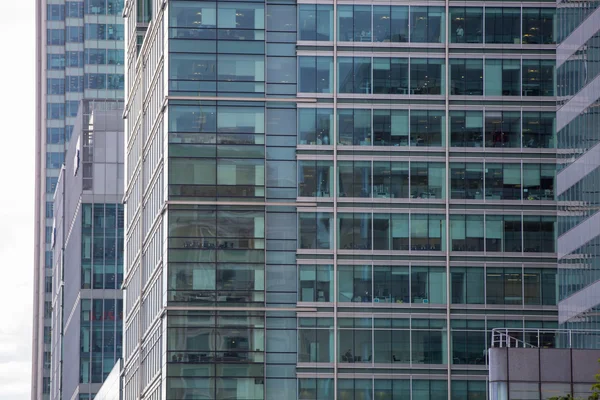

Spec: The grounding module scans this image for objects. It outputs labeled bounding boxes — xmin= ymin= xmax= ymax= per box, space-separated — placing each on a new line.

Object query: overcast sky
xmin=0 ymin=1 xmax=35 ymax=399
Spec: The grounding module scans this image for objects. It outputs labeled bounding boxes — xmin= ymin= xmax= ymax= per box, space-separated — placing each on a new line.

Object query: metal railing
xmin=491 ymin=328 xmax=600 ymax=349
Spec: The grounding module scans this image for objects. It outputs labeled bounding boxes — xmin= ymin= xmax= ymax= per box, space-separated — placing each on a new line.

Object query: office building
xmin=33 ymin=1 xmax=125 ymax=398
xmin=50 ymin=102 xmax=125 ymax=400
xmin=123 ymin=1 xmax=558 ymax=399
xmin=556 ymin=5 xmax=600 ymax=341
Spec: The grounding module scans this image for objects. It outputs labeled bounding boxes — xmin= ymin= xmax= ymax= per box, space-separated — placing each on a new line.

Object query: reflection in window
xmin=298 ymin=318 xmax=334 ymax=362
xmin=298 ymin=160 xmax=333 ymax=197
xmin=338 ymin=213 xmax=372 ymax=250
xmin=485 ymin=8 xmax=520 ymax=44
xmin=338 ymin=5 xmax=371 ymax=42
xmin=373 ymin=109 xmax=409 ymax=145
xmin=299 ymin=265 xmax=333 ymax=302
xmin=299 ymin=378 xmax=334 ymax=399
xmin=410 ymin=7 xmax=445 ymax=43
xmin=299 ymin=213 xmax=333 ymax=249
xmin=298 ymin=56 xmax=333 ymax=93
xmin=451 ymin=268 xmax=485 ymax=304
xmin=298 ymin=5 xmax=333 ymax=41
xmin=522 ymin=8 xmax=556 ymax=44
xmin=338 ymin=108 xmax=372 ymax=145
xmin=522 ymin=60 xmax=555 ymax=96
xmin=450 ymin=215 xmax=484 ymax=251
xmin=373 ymin=58 xmax=409 ymax=94
xmin=338 ymin=57 xmax=372 ymax=93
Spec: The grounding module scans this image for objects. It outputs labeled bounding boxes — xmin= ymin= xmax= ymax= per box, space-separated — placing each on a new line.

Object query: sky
xmin=0 ymin=1 xmax=36 ymax=399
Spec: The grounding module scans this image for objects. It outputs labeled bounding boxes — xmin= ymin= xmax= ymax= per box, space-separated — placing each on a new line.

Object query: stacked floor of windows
xmin=124 ymin=1 xmax=559 ymax=399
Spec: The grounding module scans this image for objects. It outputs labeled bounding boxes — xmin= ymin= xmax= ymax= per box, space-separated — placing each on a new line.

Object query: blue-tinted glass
xmin=47 ymin=29 xmax=65 ymax=45
xmin=66 ymin=51 xmax=84 ymax=67
xmin=48 ymin=4 xmax=65 ymax=20
xmin=67 ymin=26 xmax=84 ymax=42
xmin=107 ymin=74 xmax=124 ymax=90
xmin=46 ymin=177 xmax=59 ymax=194
xmin=66 ymin=126 xmax=74 ymax=141
xmin=47 ymin=103 xmax=65 ymax=120
xmin=46 ymin=202 xmax=54 ymax=219
xmin=67 ymin=76 xmax=84 ymax=92
xmin=67 ymin=1 xmax=84 ymax=17
xmin=66 ymin=101 xmax=81 ymax=117
xmin=85 ymin=74 xmax=106 ymax=89
xmin=107 ymin=24 xmax=124 ymax=40
xmin=47 ymin=152 xmax=65 ymax=169
xmin=47 ymin=127 xmax=65 ymax=144
xmin=85 ymin=49 xmax=106 ymax=64
xmin=107 ymin=49 xmax=124 ymax=65
xmin=85 ymin=0 xmax=105 ymax=14
xmin=48 ymin=54 xmax=66 ymax=70
xmin=47 ymin=78 xmax=65 ymax=95
xmin=107 ymin=0 xmax=124 ymax=14
xmin=85 ymin=23 xmax=106 ymax=39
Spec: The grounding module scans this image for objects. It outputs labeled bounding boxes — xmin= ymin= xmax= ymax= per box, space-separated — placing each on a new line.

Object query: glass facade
xmin=35 ymin=0 xmax=125 ymax=398
xmin=556 ymin=0 xmax=600 ymax=341
xmin=122 ymin=0 xmax=558 ymax=399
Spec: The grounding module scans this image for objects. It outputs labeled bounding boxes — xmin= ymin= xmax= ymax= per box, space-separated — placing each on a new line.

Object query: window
xmin=298 ymin=108 xmax=333 ymax=145
xmin=410 ymin=7 xmax=445 ymax=43
xmin=47 ymin=127 xmax=65 ymax=144
xmin=86 ymin=23 xmax=106 ymax=39
xmin=47 ymin=103 xmax=65 ymax=120
xmin=46 ymin=177 xmax=58 ymax=194
xmin=410 ymin=110 xmax=445 ymax=146
xmin=66 ymin=100 xmax=81 ymax=117
xmin=337 ymin=108 xmax=372 ymax=145
xmin=85 ymin=49 xmax=106 ymax=64
xmin=451 ymin=268 xmax=484 ymax=304
xmin=67 ymin=26 xmax=84 ymax=42
xmin=522 ymin=60 xmax=555 ymax=96
xmin=338 ymin=57 xmax=371 ymax=93
xmin=299 ymin=265 xmax=333 ymax=302
xmin=66 ymin=51 xmax=84 ymax=67
xmin=449 ymin=111 xmax=483 ymax=147
xmin=485 ymin=163 xmax=521 ymax=199
xmin=48 ymin=4 xmax=65 ymax=20
xmin=47 ymin=78 xmax=65 ymax=95
xmin=298 ymin=56 xmax=333 ymax=93
xmin=85 ymin=0 xmax=105 ymax=14
xmin=449 ymin=7 xmax=483 ymax=43
xmin=410 ymin=58 xmax=445 ymax=94
xmin=338 ymin=5 xmax=371 ymax=42
xmin=299 ymin=212 xmax=333 ymax=249
xmin=67 ymin=1 xmax=84 ymax=17
xmin=298 ymin=160 xmax=333 ymax=197
xmin=47 ymin=29 xmax=65 ymax=45
xmin=85 ymin=74 xmax=106 ymax=89
xmin=298 ymin=4 xmax=333 ymax=41
xmin=107 ymin=49 xmax=124 ymax=65
xmin=485 ymin=59 xmax=521 ymax=96
xmin=484 ymin=111 xmax=521 ymax=147
xmin=47 ymin=152 xmax=65 ymax=169
xmin=450 ymin=59 xmax=483 ymax=95
xmin=298 ymin=318 xmax=334 ymax=362
xmin=522 ymin=8 xmax=555 ymax=44
xmin=46 ymin=202 xmax=54 ymax=218
xmin=67 ymin=76 xmax=84 ymax=92
xmin=523 ymin=112 xmax=555 ymax=148
xmin=373 ymin=6 xmax=408 ymax=42
xmin=373 ymin=58 xmax=409 ymax=94
xmin=450 ymin=163 xmax=483 ymax=199
xmin=485 ymin=8 xmax=520 ymax=44
xmin=411 ymin=214 xmax=445 ymax=251
xmin=451 ymin=322 xmax=487 ymax=366
xmin=299 ymin=378 xmax=335 ymax=399
xmin=338 ymin=213 xmax=372 ymax=250
xmin=450 ymin=215 xmax=485 ymax=251
xmin=48 ymin=54 xmax=66 ymax=70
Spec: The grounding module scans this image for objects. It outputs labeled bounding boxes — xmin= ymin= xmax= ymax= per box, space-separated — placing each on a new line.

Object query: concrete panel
xmin=489 ymin=348 xmax=508 ymax=381
xmin=540 ymin=349 xmax=572 ymax=383
xmin=572 ymin=350 xmax=600 ymax=383
xmin=508 ymin=349 xmax=540 ymax=381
